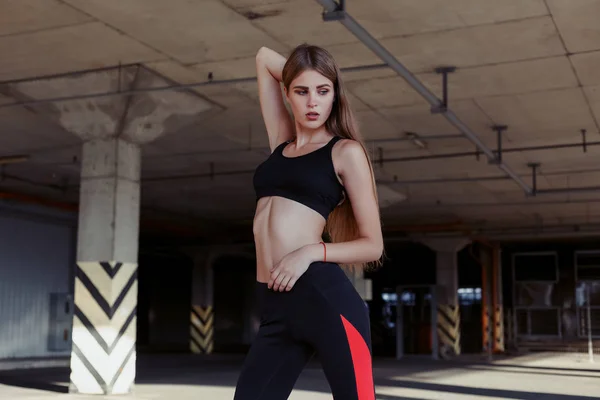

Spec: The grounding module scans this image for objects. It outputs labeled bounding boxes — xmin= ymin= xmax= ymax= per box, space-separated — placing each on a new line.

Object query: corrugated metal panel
xmin=0 ymin=209 xmax=75 ymax=359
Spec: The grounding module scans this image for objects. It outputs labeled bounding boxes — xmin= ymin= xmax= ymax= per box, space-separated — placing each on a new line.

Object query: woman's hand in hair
xmin=268 ymin=245 xmax=319 ymax=292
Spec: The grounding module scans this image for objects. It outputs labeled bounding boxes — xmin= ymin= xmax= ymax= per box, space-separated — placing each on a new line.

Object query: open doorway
xmin=396 ymin=285 xmax=436 ymax=358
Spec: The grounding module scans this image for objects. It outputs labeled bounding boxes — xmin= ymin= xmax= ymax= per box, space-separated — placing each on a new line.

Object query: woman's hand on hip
xmin=268 ymin=244 xmax=319 ymax=292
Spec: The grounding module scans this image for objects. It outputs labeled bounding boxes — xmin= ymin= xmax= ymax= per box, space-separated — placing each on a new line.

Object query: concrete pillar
xmin=435 ymin=250 xmax=460 ymax=307
xmin=8 ymin=63 xmax=214 ymax=395
xmin=421 ymin=237 xmax=470 ymax=359
xmin=480 ymin=244 xmax=493 ymax=356
xmin=183 ymin=244 xmax=254 ymax=356
xmin=479 ymin=243 xmax=505 ymax=356
xmin=70 ymin=138 xmax=140 ymax=395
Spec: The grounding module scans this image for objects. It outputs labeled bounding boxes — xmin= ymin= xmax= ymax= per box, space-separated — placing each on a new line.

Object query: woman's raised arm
xmin=255 ymin=47 xmax=294 ymax=152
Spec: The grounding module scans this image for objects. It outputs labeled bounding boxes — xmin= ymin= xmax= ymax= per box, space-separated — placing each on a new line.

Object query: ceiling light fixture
xmin=405 ymin=132 xmax=427 ymax=149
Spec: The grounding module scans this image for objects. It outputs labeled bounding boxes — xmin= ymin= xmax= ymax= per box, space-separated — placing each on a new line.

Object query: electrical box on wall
xmin=48 ymin=293 xmax=74 ymax=352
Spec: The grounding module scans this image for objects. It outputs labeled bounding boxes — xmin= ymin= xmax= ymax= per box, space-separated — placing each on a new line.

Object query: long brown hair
xmin=282 ymin=44 xmax=383 ymax=271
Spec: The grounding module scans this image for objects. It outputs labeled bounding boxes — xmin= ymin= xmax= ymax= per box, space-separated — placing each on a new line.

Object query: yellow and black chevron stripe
xmin=69 ymin=261 xmax=138 ymax=395
xmin=437 ymin=304 xmax=460 ymax=359
xmin=191 ymin=305 xmax=214 ymax=354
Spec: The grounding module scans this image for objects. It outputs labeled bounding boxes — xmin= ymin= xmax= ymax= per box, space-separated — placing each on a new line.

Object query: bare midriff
xmin=253 ymin=196 xmax=327 ymax=283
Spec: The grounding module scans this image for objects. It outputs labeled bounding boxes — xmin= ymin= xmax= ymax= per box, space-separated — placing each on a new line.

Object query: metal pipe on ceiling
xmin=139 ymin=165 xmax=599 ymax=188
xmin=0 ymin=191 xmax=77 ymax=211
xmin=535 ymin=186 xmax=600 ymax=195
xmin=487 ymin=230 xmax=600 ymax=241
xmin=380 ymin=165 xmax=600 ymax=186
xmin=46 ymin=135 xmax=586 ymax=167
xmin=0 ymin=76 xmax=257 ymax=109
xmin=315 ymin=0 xmax=533 ymax=196
xmin=381 ymin=140 xmax=600 ymax=163
xmin=0 ymin=63 xmax=142 ymax=86
xmin=388 ymin=197 xmax=600 ymax=209
xmin=0 ymin=172 xmax=67 ymax=192
xmin=142 ymin=168 xmax=255 ymax=183
xmin=0 ymin=190 xmax=223 ymax=238
xmin=381 ymin=175 xmax=508 ymax=185
xmin=0 ymin=62 xmax=390 ymax=109
xmin=387 ymin=226 xmax=600 ymax=241
xmin=475 ymin=223 xmax=600 ymax=240
xmin=136 ymin=137 xmax=600 ymax=184
xmin=0 ymin=152 xmax=73 ymax=192
xmin=135 ymin=133 xmax=465 ymax=160
xmin=368 ymin=133 xmax=464 ymax=144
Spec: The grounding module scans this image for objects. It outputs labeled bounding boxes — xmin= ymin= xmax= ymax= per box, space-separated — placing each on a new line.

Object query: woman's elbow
xmin=256 ymin=46 xmax=273 ymax=62
xmin=256 ymin=47 xmax=267 ymax=63
xmin=370 ymin=239 xmax=384 ymax=261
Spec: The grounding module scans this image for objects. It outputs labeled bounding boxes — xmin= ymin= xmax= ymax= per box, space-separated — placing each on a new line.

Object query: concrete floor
xmin=1 ymin=352 xmax=599 ymax=399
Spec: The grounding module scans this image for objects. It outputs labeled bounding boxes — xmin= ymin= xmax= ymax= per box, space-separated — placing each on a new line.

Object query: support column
xmin=491 ymin=244 xmax=505 ymax=353
xmin=479 ymin=242 xmax=505 ymax=355
xmin=480 ymin=243 xmax=493 ymax=357
xmin=189 ymin=249 xmax=215 ymax=355
xmin=70 ymin=138 xmax=140 ymax=395
xmin=421 ymin=238 xmax=470 ymax=359
xmin=182 ymin=244 xmax=254 ymax=356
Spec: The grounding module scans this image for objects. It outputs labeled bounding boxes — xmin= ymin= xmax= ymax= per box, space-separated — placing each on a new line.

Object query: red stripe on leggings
xmin=340 ymin=314 xmax=375 ymax=400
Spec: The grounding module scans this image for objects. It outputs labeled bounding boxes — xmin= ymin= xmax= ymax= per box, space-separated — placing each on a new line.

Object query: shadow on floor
xmin=463 ymin=364 xmax=600 ymax=379
xmin=374 ymin=377 xmax=599 ymax=400
xmin=477 ymin=362 xmax=600 ymax=374
xmin=0 ymin=354 xmax=598 ymax=399
xmin=0 ymin=370 xmax=68 ymax=394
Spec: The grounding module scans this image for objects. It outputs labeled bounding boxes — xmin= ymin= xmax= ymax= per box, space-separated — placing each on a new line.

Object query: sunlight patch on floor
xmin=376 ymin=386 xmax=509 ymax=400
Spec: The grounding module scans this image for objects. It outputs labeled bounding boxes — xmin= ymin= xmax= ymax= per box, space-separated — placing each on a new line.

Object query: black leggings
xmin=234 ymin=262 xmax=375 ymax=400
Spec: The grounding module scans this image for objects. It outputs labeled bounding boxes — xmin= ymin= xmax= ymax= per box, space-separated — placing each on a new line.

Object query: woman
xmin=234 ymin=44 xmax=384 ymax=400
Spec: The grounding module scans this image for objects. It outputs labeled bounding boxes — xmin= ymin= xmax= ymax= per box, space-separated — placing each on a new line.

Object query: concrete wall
xmin=0 ymin=203 xmax=76 ymax=359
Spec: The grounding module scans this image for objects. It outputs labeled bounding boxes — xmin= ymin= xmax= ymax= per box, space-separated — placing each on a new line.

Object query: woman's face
xmin=285 ymin=69 xmax=335 ymax=131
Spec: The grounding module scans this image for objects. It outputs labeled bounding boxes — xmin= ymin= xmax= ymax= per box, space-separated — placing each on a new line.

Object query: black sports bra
xmin=253 ymin=136 xmax=345 ymax=220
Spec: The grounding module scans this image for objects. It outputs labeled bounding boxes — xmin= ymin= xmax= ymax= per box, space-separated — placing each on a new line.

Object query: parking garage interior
xmin=1 ymin=0 xmax=600 ymax=397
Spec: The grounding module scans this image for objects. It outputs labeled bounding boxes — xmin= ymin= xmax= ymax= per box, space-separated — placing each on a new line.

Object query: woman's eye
xmin=294 ymin=89 xmax=328 ymax=95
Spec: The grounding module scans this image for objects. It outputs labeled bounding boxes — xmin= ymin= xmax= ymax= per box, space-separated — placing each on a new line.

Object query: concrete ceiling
xmin=1 ymin=0 xmax=600 ymax=238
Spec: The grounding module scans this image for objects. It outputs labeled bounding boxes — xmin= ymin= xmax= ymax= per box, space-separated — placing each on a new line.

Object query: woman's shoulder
xmin=332 ymin=137 xmax=369 ymax=165
xmin=333 ymin=136 xmax=361 ymax=152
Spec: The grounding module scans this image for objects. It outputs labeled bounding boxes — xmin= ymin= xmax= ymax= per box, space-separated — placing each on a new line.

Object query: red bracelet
xmin=319 ymin=241 xmax=326 ymax=262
